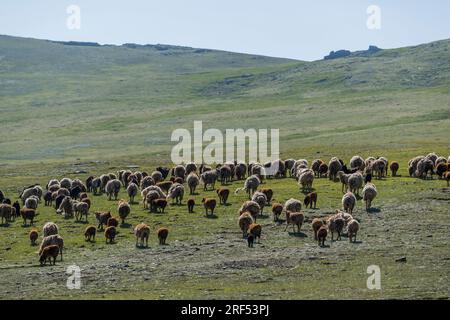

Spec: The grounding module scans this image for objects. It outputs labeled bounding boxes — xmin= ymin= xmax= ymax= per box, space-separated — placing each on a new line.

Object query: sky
xmin=0 ymin=0 xmax=449 ymax=61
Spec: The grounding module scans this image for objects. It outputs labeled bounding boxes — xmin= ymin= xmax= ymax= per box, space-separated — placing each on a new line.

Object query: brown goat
xmin=304 ymin=192 xmax=317 ymax=209
xmin=202 ymin=198 xmax=217 ymax=216
xmin=216 ymin=188 xmax=230 ymax=205
xmin=157 ymin=227 xmax=169 ymax=245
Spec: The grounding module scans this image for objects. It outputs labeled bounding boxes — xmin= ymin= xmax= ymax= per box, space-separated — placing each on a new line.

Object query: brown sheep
xmin=157 ymin=227 xmax=169 ymax=245
xmin=347 ymin=219 xmax=360 ymax=243
xmin=445 ymin=171 xmax=450 ymax=187
xmin=238 ymin=201 xmax=260 ymax=222
xmin=259 ymin=188 xmax=273 ymax=204
xmin=118 ymin=200 xmax=131 ymax=224
xmin=247 ymin=234 xmax=255 ymax=248
xmin=0 ymin=204 xmax=15 ymax=224
xmin=104 ymin=226 xmax=116 ymax=244
xmin=187 ymin=198 xmax=195 ymax=213
xmin=156 ymin=181 xmax=173 ymax=194
xmin=311 ymin=218 xmax=324 ymax=240
xmin=304 ymin=192 xmax=317 ymax=209
xmin=216 ymin=188 xmax=230 ymax=205
xmin=390 ymin=161 xmax=400 ymax=177
xmin=39 ymin=235 xmax=64 ymax=261
xmin=435 ymin=163 xmax=448 ymax=178
xmin=29 ymin=229 xmax=39 ymax=245
xmin=317 ymin=226 xmax=328 ymax=247
xmin=284 ymin=211 xmax=304 ymax=233
xmin=248 ymin=223 xmax=262 ymax=243
xmin=152 ymin=198 xmax=168 ymax=213
xmin=202 ymin=198 xmax=216 ymax=216
xmin=318 ymin=163 xmax=328 ymax=178
xmin=238 ymin=212 xmax=254 ymax=238
xmin=107 ymin=217 xmax=119 ymax=228
xmin=272 ymin=203 xmax=283 ymax=222
xmin=95 ymin=211 xmax=111 ymax=230
xmin=84 ymin=226 xmax=96 ymax=241
xmin=81 ymin=197 xmax=91 ymax=210
xmin=134 ymin=223 xmax=150 ymax=247
xmin=20 ymin=208 xmax=35 ymax=226
xmin=327 ymin=215 xmax=345 ymax=241
xmin=39 ymin=245 xmax=60 ymax=266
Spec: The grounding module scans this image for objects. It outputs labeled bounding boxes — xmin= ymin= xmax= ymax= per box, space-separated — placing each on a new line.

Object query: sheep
xmin=39 ymin=245 xmax=60 ymax=266
xmin=39 ymin=234 xmax=64 ymax=261
xmin=327 ymin=215 xmax=345 ymax=241
xmin=435 ymin=162 xmax=448 ymax=178
xmin=104 ymin=226 xmax=116 ymax=244
xmin=390 ymin=161 xmax=400 ymax=176
xmin=43 ymin=222 xmax=59 ymax=237
xmin=185 ymin=162 xmax=198 ymax=176
xmin=284 ymin=211 xmax=304 ymax=233
xmin=60 ymin=178 xmax=73 ymax=190
xmin=170 ymin=176 xmax=184 ymax=184
xmin=85 ymin=176 xmax=94 ymax=193
xmin=284 ymin=159 xmax=295 ymax=177
xmin=29 ymin=229 xmax=38 ymax=245
xmin=239 ymin=201 xmax=260 ymax=221
xmin=235 ymin=175 xmax=261 ymax=199
xmin=56 ymin=196 xmax=73 ymax=218
xmin=120 ymin=170 xmax=132 ymax=187
xmin=142 ymin=185 xmax=166 ymax=208
xmin=172 ymin=165 xmax=186 ymax=179
xmin=271 ymin=159 xmax=286 ymax=178
xmin=0 ymin=189 xmax=4 ymax=203
xmin=372 ymin=159 xmax=386 ymax=179
xmin=91 ymin=177 xmax=101 ymax=194
xmin=54 ymin=194 xmax=65 ymax=211
xmin=57 ymin=187 xmax=70 ymax=197
xmin=146 ymin=191 xmax=161 ymax=212
xmin=48 ymin=184 xmax=60 ymax=193
xmin=218 ymin=165 xmax=232 ymax=185
xmin=425 ymin=153 xmax=438 ymax=166
xmin=348 ymin=172 xmax=364 ymax=195
xmin=200 ymin=170 xmax=218 ymax=191
xmin=272 ymin=203 xmax=283 ymax=222
xmin=95 ymin=211 xmax=111 ymax=230
xmin=328 ymin=157 xmax=342 ymax=181
xmin=81 ymin=197 xmax=91 ymax=210
xmin=347 ymin=219 xmax=360 ymax=243
xmin=311 ymin=159 xmax=323 ymax=177
xmin=118 ymin=200 xmax=131 ymax=224
xmin=123 ymin=182 xmax=137 ymax=204
xmin=284 ymin=198 xmax=302 ymax=213
xmin=12 ymin=201 xmax=20 ymax=219
xmin=107 ymin=217 xmax=119 ymax=228
xmin=235 ymin=162 xmax=247 ymax=180
xmin=134 ymin=223 xmax=150 ymax=247
xmin=362 ymin=183 xmax=377 ymax=211
xmin=156 ymin=166 xmax=170 ymax=180
xmin=43 ymin=191 xmax=53 ymax=206
xmin=304 ymin=192 xmax=317 ymax=209
xmin=445 ymin=171 xmax=450 ymax=187
xmin=157 ymin=227 xmax=169 ymax=245
xmin=127 ymin=173 xmax=139 ymax=186
xmin=0 ymin=204 xmax=15 ymax=224
xmin=47 ymin=179 xmax=59 ymax=189
xmin=140 ymin=176 xmax=155 ymax=190
xmin=298 ymin=169 xmax=314 ymax=192
xmin=248 ymin=223 xmax=262 ymax=243
xmin=337 ymin=171 xmax=351 ymax=193
xmin=311 ymin=218 xmax=324 ymax=240
xmin=99 ymin=174 xmax=111 ymax=193
xmin=238 ymin=212 xmax=254 ymax=238
xmin=251 ymin=191 xmax=267 ymax=215
xmin=416 ymin=158 xmax=434 ymax=179
xmin=342 ymin=192 xmax=356 ymax=214
xmin=84 ymin=226 xmax=96 ymax=241
xmin=259 ymin=188 xmax=273 ymax=204
xmin=202 ymin=198 xmax=217 ymax=216
xmin=317 ymin=226 xmax=328 ymax=247
xmin=167 ymin=183 xmax=184 ymax=205
xmin=247 ymin=234 xmax=255 ymax=248
xmin=105 ymin=179 xmax=121 ymax=201
xmin=152 ymin=198 xmax=168 ymax=213
xmin=334 ymin=210 xmax=354 ymax=227
xmin=25 ymin=196 xmax=39 ymax=210
xmin=71 ymin=179 xmax=87 ymax=192
xmin=186 ymin=173 xmax=200 ymax=195
xmin=216 ymin=188 xmax=230 ymax=205
xmin=408 ymin=156 xmax=425 ymax=177
xmin=20 ymin=208 xmax=35 ymax=226
xmin=73 ymin=201 xmax=89 ymax=222
xmin=187 ymin=198 xmax=195 ymax=213
xmin=251 ymin=163 xmax=266 ymax=181
xmin=20 ymin=186 xmax=41 ymax=204
xmin=350 ymin=155 xmax=365 ymax=171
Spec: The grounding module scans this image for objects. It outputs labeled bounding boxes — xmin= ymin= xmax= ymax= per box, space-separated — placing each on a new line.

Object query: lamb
xmin=99 ymin=174 xmax=111 ymax=193
xmin=56 ymin=196 xmax=73 ymax=218
xmin=107 ymin=217 xmax=119 ymax=228
xmin=43 ymin=222 xmax=59 ymax=237
xmin=311 ymin=159 xmax=323 ymax=177
xmin=202 ymin=198 xmax=217 ymax=216
xmin=252 ymin=191 xmax=267 ymax=216
xmin=43 ymin=191 xmax=53 ymax=206
xmin=415 ymin=158 xmax=434 ymax=179
xmin=84 ymin=226 xmax=96 ymax=241
xmin=284 ymin=159 xmax=296 ymax=177
xmin=328 ymin=157 xmax=342 ymax=181
xmin=0 ymin=204 xmax=15 ymax=224
xmin=91 ymin=177 xmax=101 ymax=195
xmin=166 ymin=183 xmax=184 ymax=205
xmin=235 ymin=175 xmax=261 ymax=199
xmin=39 ymin=234 xmax=64 ymax=261
xmin=142 ymin=185 xmax=166 ymax=208
xmin=105 ymin=179 xmax=121 ymax=201
xmin=348 ymin=172 xmax=364 ymax=195
xmin=317 ymin=226 xmax=328 ymax=247
xmin=337 ymin=171 xmax=351 ymax=193
xmin=200 ymin=170 xmax=218 ymax=191
xmin=350 ymin=155 xmax=365 ymax=171
xmin=172 ymin=165 xmax=186 ymax=179
xmin=435 ymin=162 xmax=448 ymax=178
xmin=59 ymin=178 xmax=73 ymax=190
xmin=239 ymin=201 xmax=260 ymax=221
xmin=347 ymin=219 xmax=360 ymax=243
xmin=118 ymin=200 xmax=131 ymax=224
xmin=157 ymin=227 xmax=169 ymax=245
xmin=284 ymin=198 xmax=302 ymax=213
xmin=342 ymin=192 xmax=356 ymax=214
xmin=218 ymin=165 xmax=232 ymax=185
xmin=248 ymin=223 xmax=262 ymax=243
xmin=298 ymin=169 xmax=314 ymax=192
xmin=187 ymin=198 xmax=195 ymax=213
xmin=327 ymin=215 xmax=345 ymax=241
xmin=73 ymin=201 xmax=89 ymax=222
xmin=152 ymin=198 xmax=168 ymax=213
xmin=284 ymin=211 xmax=304 ymax=233
xmin=185 ymin=162 xmax=198 ymax=176
xmin=20 ymin=208 xmax=35 ymax=226
xmin=235 ymin=162 xmax=247 ymax=180
xmin=247 ymin=234 xmax=255 ymax=248
xmin=272 ymin=203 xmax=283 ymax=222
xmin=186 ymin=173 xmax=200 ymax=195
xmin=390 ymin=161 xmax=400 ymax=176
xmin=156 ymin=166 xmax=170 ymax=180
xmin=104 ymin=226 xmax=116 ymax=244
xmin=12 ymin=201 xmax=20 ymax=219
xmin=362 ymin=183 xmax=377 ymax=211
xmin=216 ymin=188 xmax=230 ymax=205
xmin=140 ymin=176 xmax=155 ymax=190
xmin=95 ymin=211 xmax=111 ymax=230
xmin=145 ymin=191 xmax=161 ymax=212
xmin=39 ymin=245 xmax=60 ymax=266
xmin=29 ymin=229 xmax=38 ymax=245
xmin=134 ymin=223 xmax=150 ymax=247
xmin=259 ymin=188 xmax=273 ymax=204
xmin=445 ymin=171 xmax=450 ymax=187
xmin=238 ymin=212 xmax=254 ymax=238
xmin=304 ymin=192 xmax=317 ymax=209
xmin=25 ymin=196 xmax=39 ymax=210
xmin=311 ymin=218 xmax=324 ymax=240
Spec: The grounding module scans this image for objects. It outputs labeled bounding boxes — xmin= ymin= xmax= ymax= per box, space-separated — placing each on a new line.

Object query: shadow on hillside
xmin=287 ymin=231 xmax=307 ymax=238
xmin=367 ymin=207 xmax=381 ymax=213
xmin=205 ymin=214 xmax=218 ymax=219
xmin=120 ymin=222 xmax=132 ymax=228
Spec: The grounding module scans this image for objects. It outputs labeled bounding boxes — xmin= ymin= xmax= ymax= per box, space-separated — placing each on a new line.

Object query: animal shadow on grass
xmin=135 ymin=245 xmax=151 ymax=250
xmin=205 ymin=214 xmax=218 ymax=219
xmin=120 ymin=222 xmax=132 ymax=228
xmin=300 ymin=188 xmax=316 ymax=195
xmin=0 ymin=223 xmax=11 ymax=227
xmin=288 ymin=231 xmax=307 ymax=238
xmin=319 ymin=244 xmax=331 ymax=248
xmin=367 ymin=207 xmax=381 ymax=213
xmin=74 ymin=220 xmax=89 ymax=224
xmin=257 ymin=214 xmax=270 ymax=220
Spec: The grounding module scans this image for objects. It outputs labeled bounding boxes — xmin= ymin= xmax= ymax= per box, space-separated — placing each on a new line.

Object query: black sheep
xmin=156 ymin=166 xmax=170 ymax=180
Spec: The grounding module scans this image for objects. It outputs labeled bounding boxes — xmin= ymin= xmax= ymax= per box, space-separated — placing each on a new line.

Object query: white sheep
xmin=362 ymin=183 xmax=377 ymax=211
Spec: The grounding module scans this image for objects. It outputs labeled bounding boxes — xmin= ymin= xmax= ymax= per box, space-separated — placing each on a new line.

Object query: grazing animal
xmin=56 ymin=196 xmax=74 ymax=218
xmin=43 ymin=222 xmax=59 ymax=237
xmin=328 ymin=157 xmax=343 ymax=181
xmin=337 ymin=171 xmax=351 ymax=193
xmin=105 ymin=179 xmax=121 ymax=201
xmin=167 ymin=183 xmax=184 ymax=205
xmin=327 ymin=215 xmax=345 ymax=241
xmin=202 ymin=198 xmax=217 ymax=216
xmin=216 ymin=188 xmax=230 ymax=205
xmin=186 ymin=173 xmax=200 ymax=195
xmin=104 ymin=226 xmax=116 ymax=244
xmin=272 ymin=203 xmax=283 ymax=222
xmin=347 ymin=219 xmax=360 ymax=243
xmin=248 ymin=223 xmax=262 ymax=243
xmin=445 ymin=171 xmax=450 ymax=187
xmin=134 ymin=223 xmax=150 ymax=247
xmin=311 ymin=218 xmax=324 ymax=240
xmin=317 ymin=226 xmax=328 ymax=247
xmin=362 ymin=183 xmax=377 ymax=211
xmin=107 ymin=217 xmax=119 ymax=228
xmin=54 ymin=194 xmax=65 ymax=211
xmin=12 ymin=201 xmax=21 ymax=219
xmin=155 ymin=167 xmax=170 ymax=180
xmin=25 ymin=196 xmax=39 ymax=210
xmin=43 ymin=191 xmax=53 ymax=206
xmin=284 ymin=198 xmax=302 ymax=213
xmin=247 ymin=234 xmax=255 ymax=248
xmin=342 ymin=192 xmax=357 ymax=214
xmin=235 ymin=175 xmax=260 ymax=199
xmin=0 ymin=204 xmax=15 ymax=224
xmin=127 ymin=182 xmax=138 ymax=203
xmin=155 ymin=181 xmax=173 ymax=194
xmin=29 ymin=229 xmax=39 ymax=245
xmin=284 ymin=211 xmax=304 ymax=233
xmin=39 ymin=235 xmax=64 ymax=261
xmin=238 ymin=212 xmax=254 ymax=238
xmin=73 ymin=201 xmax=89 ymax=222
xmin=140 ymin=176 xmax=155 ymax=190
xmin=0 ymin=189 xmax=4 ymax=203
xmin=200 ymin=170 xmax=218 ymax=191
xmin=348 ymin=172 xmax=364 ymax=195
xmin=311 ymin=159 xmax=324 ymax=177
xmin=239 ymin=201 xmax=260 ymax=221
xmin=318 ymin=163 xmax=328 ymax=178
xmin=298 ymin=169 xmax=314 ymax=192
xmin=86 ymin=176 xmax=94 ymax=193
xmin=95 ymin=211 xmax=111 ymax=230
xmin=187 ymin=198 xmax=195 ymax=213
xmin=20 ymin=208 xmax=35 ymax=226
xmin=157 ymin=227 xmax=169 ymax=245
xmin=118 ymin=200 xmax=131 ymax=223
xmin=84 ymin=226 xmax=96 ymax=241
xmin=142 ymin=185 xmax=166 ymax=209
xmin=350 ymin=155 xmax=365 ymax=171
xmin=91 ymin=177 xmax=101 ymax=195
xmin=435 ymin=162 xmax=448 ymax=178
xmin=304 ymin=192 xmax=317 ymax=209
xmin=39 ymin=245 xmax=60 ymax=266
xmin=152 ymin=198 xmax=168 ymax=213
xmin=235 ymin=162 xmax=247 ymax=180
xmin=390 ymin=161 xmax=400 ymax=176
xmin=251 ymin=191 xmax=267 ymax=215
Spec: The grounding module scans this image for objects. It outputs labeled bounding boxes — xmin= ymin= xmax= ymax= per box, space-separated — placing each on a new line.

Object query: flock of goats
xmin=0 ymin=152 xmax=449 ymax=266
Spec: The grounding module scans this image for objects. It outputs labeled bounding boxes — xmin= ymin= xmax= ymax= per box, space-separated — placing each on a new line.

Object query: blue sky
xmin=1 ymin=0 xmax=449 ymax=61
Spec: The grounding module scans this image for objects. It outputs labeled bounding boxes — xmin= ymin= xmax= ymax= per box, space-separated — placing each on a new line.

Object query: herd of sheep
xmin=0 ymin=152 xmax=449 ymax=266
